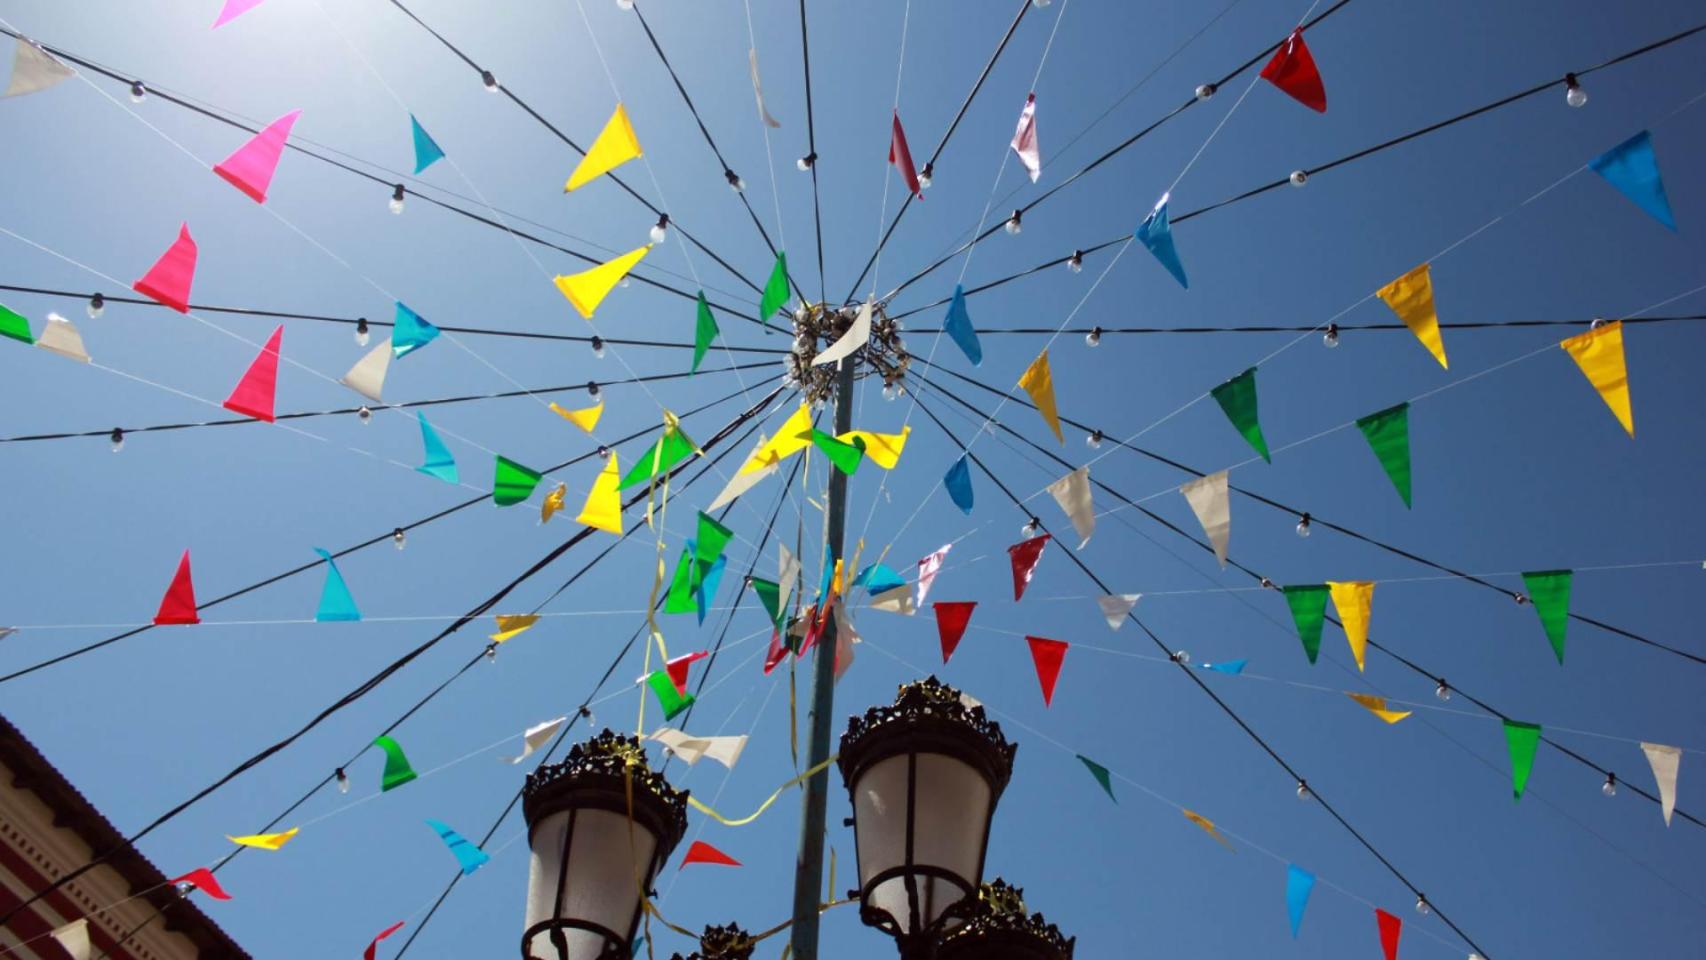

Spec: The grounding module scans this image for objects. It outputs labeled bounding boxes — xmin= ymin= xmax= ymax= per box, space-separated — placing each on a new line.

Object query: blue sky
xmin=2 ymin=0 xmax=1705 ymax=958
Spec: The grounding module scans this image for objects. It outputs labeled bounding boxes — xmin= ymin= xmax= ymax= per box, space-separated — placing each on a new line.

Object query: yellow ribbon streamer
xmin=686 ymin=756 xmax=838 ymax=826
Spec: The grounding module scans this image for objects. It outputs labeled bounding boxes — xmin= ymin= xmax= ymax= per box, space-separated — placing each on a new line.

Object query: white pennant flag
xmin=5 ymin=40 xmax=75 ymax=98
xmin=748 ymin=49 xmax=782 ymax=128
xmin=1010 ymin=92 xmax=1040 ymax=182
xmin=1179 ymin=471 xmax=1231 ymax=569
xmin=1096 ymin=594 xmax=1140 ymax=630
xmin=834 ymin=601 xmax=858 ymax=682
xmin=777 ymin=542 xmax=801 ymax=614
xmin=710 ymin=439 xmax=779 ymax=510
xmin=1641 ymin=742 xmax=1682 ymax=827
xmin=916 ymin=544 xmax=951 ymax=607
xmin=0 ymin=627 xmax=15 ymax=642
xmin=504 ymin=716 xmax=566 ymax=764
xmin=1047 ymin=465 xmax=1095 ymax=548
xmin=36 ymin=313 xmax=89 ymax=363
xmin=649 ymin=728 xmax=749 ymax=769
xmin=50 ymin=919 xmax=91 ymax=960
xmin=812 ymin=301 xmax=872 ymax=367
xmin=870 ymin=583 xmax=915 ymax=615
xmin=339 ymin=340 xmax=391 ymax=402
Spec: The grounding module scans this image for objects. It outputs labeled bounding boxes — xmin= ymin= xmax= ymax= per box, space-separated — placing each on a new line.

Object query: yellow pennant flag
xmin=1560 ymin=320 xmax=1633 ymax=436
xmin=1326 ymin=581 xmax=1375 ymax=671
xmin=576 ymin=453 xmax=625 ymax=534
xmin=550 ymin=399 xmax=604 ymax=433
xmin=491 ymin=614 xmax=541 ymax=643
xmin=1018 ymin=349 xmax=1065 ymax=443
xmin=555 ymin=246 xmax=649 ymax=320
xmin=836 ymin=426 xmax=911 ymax=470
xmin=227 ymin=827 xmax=300 ymax=850
xmin=541 ymin=482 xmax=567 ymax=524
xmin=1346 ymin=692 xmax=1411 ymax=724
xmin=565 ymin=103 xmax=642 ymax=191
xmin=1180 ymin=809 xmax=1234 ymax=851
xmin=1376 ymin=263 xmax=1448 ymax=369
xmin=740 ymin=404 xmax=815 ymax=474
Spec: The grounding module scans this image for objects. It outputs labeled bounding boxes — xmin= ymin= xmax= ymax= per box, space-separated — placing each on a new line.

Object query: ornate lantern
xmin=666 ymin=922 xmax=756 ymax=960
xmin=521 ymin=731 xmax=688 ymax=960
xmin=936 ymin=879 xmax=1075 ymax=960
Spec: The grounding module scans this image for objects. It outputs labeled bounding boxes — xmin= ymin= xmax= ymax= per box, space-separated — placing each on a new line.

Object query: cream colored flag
xmin=36 ymin=313 xmax=89 ymax=363
xmin=1047 ymin=465 xmax=1095 ymax=548
xmin=833 ymin=602 xmax=858 ymax=682
xmin=1179 ymin=471 xmax=1230 ymax=568
xmin=5 ymin=41 xmax=75 ymax=98
xmin=740 ymin=404 xmax=813 ymax=474
xmin=748 ymin=49 xmax=782 ymax=128
xmin=504 ymin=717 xmax=566 ymax=764
xmin=50 ymin=919 xmax=91 ymax=960
xmin=1641 ymin=742 xmax=1681 ymax=827
xmin=650 ymin=727 xmax=749 ymax=769
xmin=778 ymin=543 xmax=801 ymax=614
xmin=870 ymin=583 xmax=915 ymax=615
xmin=1096 ymin=594 xmax=1140 ymax=630
xmin=710 ymin=439 xmax=779 ymax=510
xmin=339 ymin=340 xmax=391 ymax=402
xmin=813 ymin=301 xmax=872 ymax=367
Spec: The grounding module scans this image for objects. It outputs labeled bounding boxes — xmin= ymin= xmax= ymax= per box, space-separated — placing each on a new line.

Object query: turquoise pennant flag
xmin=1203 ymin=659 xmax=1246 ymax=676
xmin=1137 ymin=199 xmax=1188 ymax=288
xmin=944 ymin=456 xmax=974 ymax=515
xmin=411 ymin=115 xmax=445 ymax=173
xmin=313 ymin=548 xmax=361 ymax=622
xmin=415 ymin=412 xmax=458 ymax=483
xmin=425 ymin=819 xmax=489 ymax=875
xmin=1589 ymin=130 xmax=1675 ymax=230
xmin=942 ymin=284 xmax=982 ymax=366
xmin=853 ymin=564 xmax=907 ymax=596
xmin=696 ymin=555 xmax=726 ymax=626
xmin=1285 ymin=864 xmax=1315 ymax=937
xmin=391 ymin=301 xmax=440 ymax=358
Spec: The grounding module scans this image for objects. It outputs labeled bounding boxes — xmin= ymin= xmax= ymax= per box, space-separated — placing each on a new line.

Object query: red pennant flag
xmin=222 ymin=325 xmax=284 ymax=421
xmin=213 ymin=109 xmax=301 ymax=203
xmin=889 ymin=111 xmax=923 ymax=200
xmin=154 ymin=550 xmax=200 ymax=625
xmin=1008 ymin=534 xmax=1051 ymax=602
xmin=762 ymin=629 xmax=788 ymax=675
xmin=679 ymin=840 xmax=741 ymax=868
xmin=132 ymin=223 xmax=199 ymax=313
xmin=666 ymin=650 xmax=709 ymax=695
xmin=1375 ymin=908 xmax=1401 ymax=960
xmin=1259 ymin=28 xmax=1327 ymax=113
xmin=1026 ymin=636 xmax=1068 ymax=706
xmin=933 ymin=601 xmax=976 ymax=664
xmin=169 ymin=867 xmax=231 ymax=901
xmin=364 ymin=920 xmax=406 ymax=960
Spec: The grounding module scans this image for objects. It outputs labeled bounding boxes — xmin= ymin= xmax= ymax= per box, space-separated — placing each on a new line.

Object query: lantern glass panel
xmin=523 ymin=807 xmax=659 ymax=959
xmin=853 ymin=751 xmax=991 ymax=934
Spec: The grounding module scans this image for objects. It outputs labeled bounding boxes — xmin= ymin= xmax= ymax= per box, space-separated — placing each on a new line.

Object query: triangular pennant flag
xmin=1589 ymin=130 xmax=1675 ymax=230
xmin=1096 ymin=594 xmax=1140 ymax=630
xmin=1179 ymin=471 xmax=1230 ymax=568
xmin=1047 ymin=465 xmax=1096 ymax=549
xmin=493 ymin=456 xmax=544 ymax=506
xmin=691 ymin=291 xmax=719 ymax=374
xmin=222 ymin=325 xmax=283 ymax=421
xmin=227 ymin=827 xmax=299 ymax=850
xmin=933 ymin=601 xmax=975 ymax=663
xmin=1356 ymin=402 xmax=1412 ymax=507
xmin=814 ymin=300 xmax=873 ymax=367
xmin=680 ymin=840 xmax=741 ymax=868
xmin=541 ymin=483 xmax=567 ymax=523
xmin=646 ymin=668 xmax=695 ymax=720
xmin=779 ymin=543 xmax=802 ymax=613
xmin=1376 ymin=263 xmax=1448 ymax=369
xmin=491 ymin=614 xmax=540 ymax=643
xmin=340 ymin=340 xmax=391 ymax=402
xmin=942 ymin=284 xmax=983 ymax=366
xmin=763 ymin=629 xmax=788 ymax=674
xmin=1008 ymin=534 xmax=1051 ymax=601
xmin=364 ymin=921 xmax=406 ymax=960
xmin=694 ymin=513 xmax=734 ymax=564
xmin=854 ymin=563 xmax=907 ymax=595
xmin=313 ymin=548 xmax=361 ymax=622
xmin=943 ymin=455 xmax=975 ymax=515
xmin=1026 ymin=635 xmax=1067 ymax=706
xmin=889 ymin=111 xmax=923 ymax=199
xmin=374 ymin=735 xmax=418 ymax=792
xmin=810 ymin=429 xmax=864 ymax=475
xmin=741 ymin=404 xmax=814 ymax=474
xmin=1210 ymin=368 xmax=1270 ymax=462
xmin=695 ymin=556 xmax=725 ymax=625
xmin=555 ymin=246 xmax=649 ymax=320
xmin=1018 ymin=350 xmax=1064 ymax=443
xmin=666 ymin=650 xmax=710 ymax=695
xmin=1181 ymin=809 xmax=1234 ymax=850
xmin=0 ymin=302 xmax=33 ymax=344
xmin=1375 ymin=908 xmax=1402 ymax=960
xmin=869 ymin=584 xmax=915 ymax=615
xmin=550 ymin=399 xmax=604 ymax=432
xmin=1503 ymin=719 xmax=1541 ymax=801
xmin=1010 ymin=93 xmax=1040 ymax=182
xmin=170 ymin=867 xmax=232 ymax=901
xmin=759 ymin=251 xmax=790 ymax=326
xmin=1326 ymin=581 xmax=1374 ymax=671
xmin=35 ymin=314 xmax=89 ymax=362
xmin=748 ymin=48 xmax=781 ymax=127
xmin=1136 ymin=198 xmax=1188 ymax=288
xmin=410 ymin=115 xmax=444 ymax=173
xmin=1259 ymin=28 xmax=1327 ymax=112
xmin=649 ymin=729 xmax=749 ymax=769
xmin=837 ymin=426 xmax=909 ymax=469
xmin=917 ymin=545 xmax=950 ymax=607
xmin=565 ymin=103 xmax=643 ymax=191
xmin=1560 ymin=320 xmax=1634 ymax=436
xmin=213 ymin=0 xmax=268 ymax=28
xmin=504 ymin=717 xmax=566 ymax=764
xmin=415 ymin=413 xmax=458 ymax=483
xmin=213 ymin=109 xmax=300 ymax=203
xmin=1641 ymin=742 xmax=1681 ymax=827
xmin=132 ymin=223 xmax=198 ymax=313
xmin=1204 ymin=659 xmax=1247 ymax=676
xmin=1346 ymin=692 xmax=1411 ymax=724
xmin=5 ymin=39 xmax=75 ymax=98
xmin=1077 ymin=755 xmax=1115 ymax=801
xmin=50 ymin=918 xmax=91 ymax=960
xmin=391 ymin=301 xmax=439 ymax=358
xmin=752 ymin=578 xmax=785 ymax=629
xmin=1282 ymin=585 xmax=1328 ymax=663
xmin=154 ymin=550 xmax=200 ymax=625
xmin=1286 ymin=865 xmax=1315 ymax=937
xmin=664 ymin=547 xmax=702 ymax=616
xmin=425 ymin=819 xmax=489 ymax=875
xmin=1521 ymin=570 xmax=1572 ymax=664
xmin=618 ymin=416 xmax=697 ymax=490
xmin=576 ymin=454 xmax=624 ymax=533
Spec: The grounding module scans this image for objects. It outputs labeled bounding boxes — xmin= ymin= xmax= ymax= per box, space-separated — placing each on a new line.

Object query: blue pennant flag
xmin=1202 ymin=659 xmax=1247 ymax=676
xmin=1285 ymin=864 xmax=1315 ymax=937
xmin=944 ymin=456 xmax=974 ymax=515
xmin=392 ymin=301 xmax=440 ymax=358
xmin=695 ymin=554 xmax=727 ymax=626
xmin=1589 ymin=130 xmax=1676 ymax=230
xmin=426 ymin=819 xmax=490 ymax=875
xmin=942 ymin=284 xmax=983 ymax=366
xmin=1137 ymin=198 xmax=1188 ymax=288
xmin=416 ymin=413 xmax=458 ymax=483
xmin=313 ymin=548 xmax=361 ymax=622
xmin=817 ymin=543 xmax=835 ymax=602
xmin=853 ymin=563 xmax=907 ymax=596
xmin=411 ymin=114 xmax=445 ymax=174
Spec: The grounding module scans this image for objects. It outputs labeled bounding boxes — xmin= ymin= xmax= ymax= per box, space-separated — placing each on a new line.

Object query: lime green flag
xmin=810 ymin=429 xmax=864 ymax=475
xmin=493 ymin=456 xmax=544 ymax=506
xmin=646 ymin=669 xmax=695 ymax=720
xmin=0 ymin=303 xmax=33 ymax=344
xmin=617 ymin=419 xmax=698 ymax=490
xmin=1355 ymin=402 xmax=1412 ymax=508
xmin=759 ymin=251 xmax=790 ymax=328
xmin=751 ymin=577 xmax=785 ymax=629
xmin=1282 ymin=585 xmax=1329 ymax=664
xmin=1077 ymin=755 xmax=1116 ymax=802
xmin=664 ymin=546 xmax=702 ymax=614
xmin=373 ymin=735 xmax=418 ymax=792
xmin=691 ymin=291 xmax=719 ymax=374
xmin=1521 ymin=570 xmax=1573 ymax=664
xmin=1209 ymin=367 xmax=1270 ymax=463
xmin=1504 ymin=719 xmax=1541 ymax=801
xmin=695 ymin=512 xmax=734 ymax=565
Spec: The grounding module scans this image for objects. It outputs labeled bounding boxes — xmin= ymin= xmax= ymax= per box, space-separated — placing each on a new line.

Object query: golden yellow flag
xmin=1376 ymin=263 xmax=1448 ymax=369
xmin=1346 ymin=692 xmax=1411 ymax=724
xmin=1560 ymin=320 xmax=1633 ymax=436
xmin=227 ymin=827 xmax=300 ymax=850
xmin=836 ymin=426 xmax=911 ymax=469
xmin=541 ymin=482 xmax=567 ymax=524
xmin=550 ymin=400 xmax=604 ymax=433
xmin=1326 ymin=581 xmax=1375 ymax=672
xmin=739 ymin=404 xmax=814 ymax=474
xmin=1018 ymin=349 xmax=1064 ymax=443
xmin=576 ymin=453 xmax=625 ymax=534
xmin=565 ymin=103 xmax=642 ymax=191
xmin=491 ymin=614 xmax=541 ymax=644
xmin=1181 ymin=809 xmax=1234 ymax=851
xmin=554 ymin=246 xmax=649 ymax=319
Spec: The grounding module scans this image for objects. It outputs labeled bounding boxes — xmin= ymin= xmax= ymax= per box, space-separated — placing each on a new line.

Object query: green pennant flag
xmin=1282 ymin=585 xmax=1329 ymax=664
xmin=0 ymin=303 xmax=33 ymax=345
xmin=646 ymin=669 xmax=695 ymax=720
xmin=751 ymin=577 xmax=785 ymax=629
xmin=1077 ymin=755 xmax=1116 ymax=802
xmin=1209 ymin=367 xmax=1270 ymax=463
xmin=1521 ymin=570 xmax=1573 ymax=664
xmin=759 ymin=251 xmax=790 ymax=328
xmin=1355 ymin=402 xmax=1412 ymax=508
xmin=493 ymin=456 xmax=544 ymax=506
xmin=373 ymin=735 xmax=418 ymax=792
xmin=617 ymin=420 xmax=698 ymax=490
xmin=691 ymin=291 xmax=719 ymax=374
xmin=664 ymin=546 xmax=703 ymax=615
xmin=1503 ymin=719 xmax=1541 ymax=801
xmin=810 ymin=429 xmax=864 ymax=475
xmin=695 ymin=512 xmax=734 ymax=565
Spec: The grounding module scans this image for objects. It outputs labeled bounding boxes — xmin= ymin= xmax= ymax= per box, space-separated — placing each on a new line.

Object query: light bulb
xmin=596 ymin=445 xmax=610 ymax=459
xmin=918 ymin=163 xmax=933 ymax=189
xmin=1021 ymin=518 xmax=1040 ymax=538
xmin=1435 ymin=680 xmax=1451 ymax=702
xmin=389 ymin=184 xmax=406 ymax=215
xmin=1085 ymin=326 xmax=1102 ymax=347
xmin=591 ymin=336 xmax=606 ymax=359
xmin=1602 ymin=774 xmax=1617 ymax=797
xmin=650 ymin=214 xmax=669 ymax=244
xmin=109 ymin=428 xmax=125 ymax=453
xmin=1066 ymin=251 xmax=1084 ymax=273
xmin=1296 ymin=780 xmax=1311 ymax=801
xmin=485 ymin=643 xmax=498 ymax=662
xmin=1323 ymin=323 xmax=1340 ymax=348
xmin=392 ymin=527 xmax=407 ymax=550
xmin=1172 ymin=649 xmax=1191 ymax=664
xmin=1295 ymin=513 xmax=1311 ymax=537
xmin=481 ymin=70 xmax=499 ymax=92
xmin=1086 ymin=430 xmax=1103 ymax=449
xmin=336 ymin=767 xmax=350 ymax=794
xmin=619 ymin=277 xmax=630 ymax=288
xmin=1470 ymin=954 xmax=1485 ymax=960
xmin=586 ymin=380 xmax=601 ymax=398
xmin=1289 ymin=169 xmax=1308 ymax=187
xmin=882 ymin=382 xmax=899 ymax=401
xmin=1259 ymin=577 xmax=1274 ymax=590
xmin=1004 ymin=211 xmax=1023 ymax=235
xmin=617 ymin=0 xmax=634 ymax=8
xmin=86 ymin=293 xmax=105 ymax=319
xmin=1590 ymin=316 xmax=1607 ymax=329
xmin=129 ymin=80 xmax=146 ymax=103
xmin=1565 ymin=73 xmax=1587 ymax=108
xmin=797 ymin=153 xmax=816 ymax=172
xmin=1032 ymin=0 xmax=1050 ymax=7
xmin=358 ymin=405 xmax=372 ymax=424
xmin=175 ymin=881 xmax=195 ymax=898
xmin=1195 ymin=82 xmax=1216 ymax=101
xmin=354 ymin=318 xmax=370 ymax=347
xmin=47 ymin=311 xmax=68 ymax=325
xmin=725 ymin=170 xmax=746 ymax=192
xmin=1415 ymin=896 xmax=1430 ymax=916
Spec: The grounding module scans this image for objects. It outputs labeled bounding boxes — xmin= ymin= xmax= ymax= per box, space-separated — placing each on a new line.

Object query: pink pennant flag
xmin=1010 ymin=93 xmax=1040 ymax=182
xmin=222 ymin=325 xmax=283 ymax=422
xmin=132 ymin=223 xmax=198 ymax=313
xmin=213 ymin=0 xmax=269 ymax=28
xmin=1026 ymin=636 xmax=1067 ymax=706
xmin=666 ymin=650 xmax=709 ymax=695
xmin=762 ymin=629 xmax=788 ymax=675
xmin=916 ymin=544 xmax=951 ymax=607
xmin=1008 ymin=534 xmax=1051 ymax=602
xmin=213 ymin=110 xmax=301 ymax=203
xmin=889 ymin=111 xmax=923 ymax=200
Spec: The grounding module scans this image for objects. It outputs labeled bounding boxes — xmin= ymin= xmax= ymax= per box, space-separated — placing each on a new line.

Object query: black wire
xmin=900 ymin=315 xmax=1706 ymax=335
xmin=798 ymin=0 xmax=826 ymax=304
